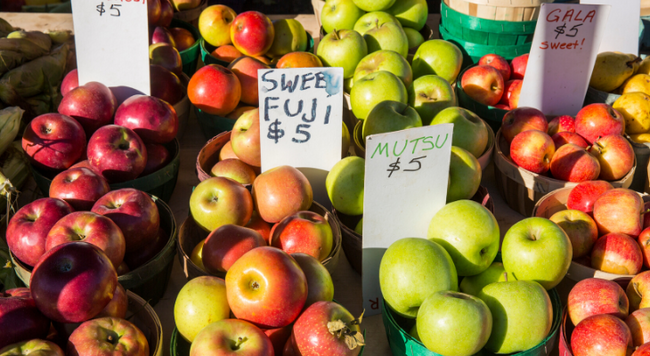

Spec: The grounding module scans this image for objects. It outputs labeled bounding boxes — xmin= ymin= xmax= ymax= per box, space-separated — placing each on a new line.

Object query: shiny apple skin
xmin=140 ymin=144 xmax=170 ymax=177
xmin=509 ymin=130 xmax=555 ymax=174
xmin=61 ymin=69 xmax=79 ymax=97
xmin=567 ymin=180 xmax=613 ymax=214
xmin=149 ymin=64 xmax=185 ymax=106
xmin=552 ymin=132 xmax=588 ymax=149
xmin=22 ymin=113 xmax=87 ymax=172
xmin=461 ymin=65 xmax=504 ymax=106
xmin=591 ymin=232 xmax=643 ymax=275
xmin=575 ymin=103 xmax=625 ymax=144
xmin=49 ymin=167 xmax=110 ymax=211
xmin=270 ymin=211 xmax=333 ymax=261
xmin=252 ymin=165 xmax=313 ymax=223
xmin=68 ymin=317 xmax=149 ymax=356
xmin=501 ymin=107 xmax=548 ymax=143
xmin=202 ymin=224 xmax=266 ymax=273
xmin=58 ymin=82 xmax=118 ymax=136
xmin=230 ymin=11 xmax=275 ymax=57
xmin=95 ymin=283 xmax=128 ymax=319
xmin=570 ymin=314 xmax=634 ymax=356
xmin=114 ymin=95 xmax=178 ymax=144
xmin=123 ymin=228 xmax=168 ymax=269
xmin=293 ymin=301 xmax=362 ymax=356
xmin=188 ymin=64 xmax=241 ymax=116
xmin=568 ymin=278 xmax=629 ymax=326
xmin=189 ymin=318 xmax=274 ymax=356
xmin=593 ymin=188 xmax=644 ymax=237
xmin=87 ymin=125 xmax=147 ymax=182
xmin=548 ymin=115 xmax=576 ymax=136
xmin=549 ymin=143 xmax=600 ymax=182
xmin=0 ymin=288 xmax=51 ymax=349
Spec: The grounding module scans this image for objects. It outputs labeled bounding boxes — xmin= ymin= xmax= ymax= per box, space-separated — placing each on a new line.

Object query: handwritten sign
xmin=581 ymin=0 xmax=640 ymax=55
xmin=362 ymin=124 xmax=453 ymax=315
xmin=71 ymin=0 xmax=150 ymax=103
xmin=518 ymin=3 xmax=610 ymax=116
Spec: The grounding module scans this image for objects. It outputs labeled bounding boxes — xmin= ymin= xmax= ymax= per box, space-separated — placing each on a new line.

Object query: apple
xmin=627 ymin=271 xmax=650 ymax=311
xmin=407 ymin=75 xmax=457 ymax=125
xmin=627 ymin=308 xmax=650 ymax=348
xmin=634 ymin=343 xmax=650 ymax=356
xmin=91 ymin=188 xmax=160 ymax=254
xmin=350 ymin=70 xmax=407 ymax=120
xmin=363 ymin=22 xmax=408 ymax=58
xmin=188 ymin=64 xmax=241 ymax=116
xmin=174 ymin=276 xmax=230 ymax=342
xmin=568 ymin=278 xmax=629 ymax=326
xmin=211 ymin=45 xmax=242 ymax=63
xmin=149 ymin=64 xmax=185 ymax=106
xmin=403 ymin=27 xmax=424 ymax=49
xmin=230 ymin=11 xmax=275 ymax=57
xmin=95 ymin=283 xmax=128 ymax=319
xmin=211 ymin=159 xmax=256 ymax=185
xmin=123 ymin=228 xmax=168 ymax=269
xmin=228 ymin=57 xmax=269 ymax=106
xmin=588 ymin=134 xmax=635 ymax=180
xmin=140 ymin=143 xmax=170 ymax=176
xmin=428 ymin=200 xmax=499 ymax=276
xmin=459 ymin=262 xmax=513 ymax=296
xmin=226 ymin=247 xmax=308 ymax=328
xmin=430 ymin=107 xmax=488 ymax=158
xmin=61 ymin=69 xmax=79 ymax=96
xmin=639 ymin=227 xmax=650 ymax=269
xmin=292 ymin=301 xmax=363 ymax=356
xmin=291 ymin=253 xmax=334 ymax=308
xmin=171 ymin=0 xmax=201 ymax=12
xmin=0 ymin=339 xmax=63 ymax=356
xmin=191 ymin=319 xmax=273 ymax=356
xmin=276 ymin=52 xmax=324 ymax=69
xmin=498 ymin=79 xmax=520 ymax=106
xmin=501 ymin=107 xmax=548 ymax=142
xmin=149 ymin=42 xmax=182 ymax=76
xmin=317 ymin=29 xmax=368 ymax=79
xmin=550 ymin=143 xmax=600 ymax=182
xmin=571 ymin=314 xmax=634 ymax=356
xmin=267 ymin=19 xmax=307 ymax=58
xmin=567 ymin=180 xmax=613 ymax=214
xmin=479 ymin=280 xmax=553 ymax=354
xmin=114 ymin=95 xmax=178 ymax=144
xmin=510 ymin=130 xmax=555 ymax=174
xmin=326 ymin=156 xmax=364 ymax=216
xmin=169 ymin=27 xmax=195 ymax=52
xmin=552 ymin=132 xmax=589 ymax=149
xmin=507 ymin=80 xmax=523 ymax=109
xmin=219 ymin=140 xmax=238 ymax=160
xmin=245 ymin=211 xmax=272 ymax=243
xmin=57 ymin=82 xmax=118 ymax=136
xmin=353 ymin=50 xmax=413 ymax=88
xmin=270 ymin=211 xmax=333 ymax=261
xmin=353 ymin=0 xmax=395 ymax=12
xmin=6 ymin=198 xmax=73 ymax=267
xmin=190 ymin=239 xmax=206 ymax=271
xmin=146 ymin=0 xmax=161 ymax=25
xmin=202 ymin=224 xmax=266 ymax=273
xmin=412 ymin=39 xmax=462 ymax=82
xmin=575 ymin=103 xmax=625 ymax=144
xmin=87 ymin=125 xmax=147 ymax=182
xmin=189 ymin=177 xmax=253 ymax=232
xmin=230 ymin=108 xmax=261 ymax=167
xmin=387 ymin=0 xmax=427 ymax=30
xmin=362 ymin=100 xmax=422 ymax=140
xmin=593 ymin=188 xmax=644 ymax=237
xmin=198 ymin=5 xmax=236 ymax=47
xmin=0 ymin=289 xmax=51 ymax=349
xmin=591 ymin=232 xmax=643 ymax=275
xmin=49 ymin=167 xmax=110 ymax=211
xmin=252 ymin=165 xmax=313 ymax=223
xmin=157 ymin=0 xmax=173 ymax=27
xmin=417 ymin=291 xmax=492 ymax=356
xmin=151 ymin=26 xmax=175 ymax=47
xmin=30 ymin=242 xmax=117 ymax=323
xmin=548 ymin=115 xmax=576 ymax=136
xmin=263 ymin=326 xmax=292 ymax=356
xmin=226 ymin=106 xmax=256 ymax=121
xmin=321 ymin=0 xmax=365 ymax=34
xmin=510 ymin=53 xmax=529 ymax=80
xmin=479 ymin=54 xmax=511 ymax=82
xmin=22 ymin=113 xmax=86 ymax=172
xmin=549 ymin=209 xmax=598 ymax=259
xmin=447 ymin=146 xmax=482 ymax=202
xmin=68 ymin=317 xmax=149 ymax=356
xmin=461 ymin=65 xmax=504 ymax=106
xmin=353 ymin=11 xmax=399 ymax=35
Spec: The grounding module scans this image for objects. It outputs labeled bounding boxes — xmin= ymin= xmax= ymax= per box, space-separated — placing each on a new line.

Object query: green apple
xmin=478 ymin=280 xmax=553 ymax=354
xmin=501 ymin=217 xmax=572 ymax=290
xmin=417 ymin=291 xmax=492 ymax=356
xmin=448 ymin=146 xmax=482 ymax=203
xmin=353 ymin=11 xmax=400 ymax=35
xmin=344 ymin=77 xmax=354 ymax=93
xmin=0 ymin=339 xmax=64 ymax=356
xmin=404 ymin=27 xmax=425 ymax=49
xmin=350 ymin=70 xmax=407 ymax=119
xmin=364 ymin=22 xmax=409 ymax=57
xmin=362 ymin=100 xmax=422 ymax=140
xmin=409 ymin=324 xmax=420 ymax=341
xmin=267 ymin=19 xmax=307 ymax=58
xmin=353 ymin=50 xmax=413 ymax=88
xmin=431 ymin=107 xmax=488 ymax=157
xmin=408 ymin=75 xmax=457 ymax=125
xmin=174 ymin=275 xmax=231 ymax=342
xmin=379 ymin=237 xmax=458 ymax=318
xmin=321 ymin=0 xmax=366 ymax=34
xmin=412 ymin=39 xmax=463 ymax=83
xmin=326 ymin=156 xmax=365 ymax=216
xmin=353 ymin=0 xmax=396 ymax=12
xmin=355 ymin=218 xmax=363 ymax=234
xmin=317 ymin=29 xmax=368 ymax=79
xmin=460 ymin=262 xmax=515 ymax=296
xmin=428 ymin=200 xmax=499 ymax=276
xmin=387 ymin=0 xmax=428 ymax=30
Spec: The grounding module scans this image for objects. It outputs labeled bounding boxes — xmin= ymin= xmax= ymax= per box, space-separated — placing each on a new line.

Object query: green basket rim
xmin=170 ymin=18 xmax=201 ymax=60
xmin=439 ymin=25 xmax=532 ymax=59
xmin=440 ymin=1 xmax=537 ymax=34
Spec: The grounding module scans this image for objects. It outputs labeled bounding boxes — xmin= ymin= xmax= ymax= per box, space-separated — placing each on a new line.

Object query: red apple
xmin=212 ymin=45 xmax=243 ymax=63
xmin=460 ymin=65 xmax=504 ymax=106
xmin=157 ymin=0 xmax=173 ymax=27
xmin=189 ymin=177 xmax=254 ymax=232
xmin=0 ymin=288 xmax=51 ymax=349
xmin=271 ymin=211 xmax=334 ymax=261
xmin=210 ymin=158 xmax=256 ymax=185
xmin=30 ymin=242 xmax=118 ymax=323
xmin=263 ymin=325 xmax=292 ymax=356
xmin=61 ymin=69 xmax=79 ymax=97
xmin=589 ymin=134 xmax=635 ymax=181
xmin=246 ymin=211 xmax=271 ymax=243
xmin=230 ymin=108 xmax=261 ymax=167
xmin=627 ymin=271 xmax=650 ymax=311
xmin=170 ymin=27 xmax=195 ymax=52
xmin=494 ymin=104 xmax=510 ymax=110
xmin=567 ymin=180 xmax=613 ymax=214
xmin=147 ymin=0 xmax=161 ymax=25
xmin=225 ymin=246 xmax=308 ymax=328
xmin=6 ymin=198 xmax=73 ymax=267
xmin=552 ymin=132 xmax=589 ymax=149
xmin=501 ymin=107 xmax=548 ymax=143
xmin=149 ymin=42 xmax=182 ymax=76
xmin=509 ymin=130 xmax=555 ymax=174
xmin=571 ymin=313 xmax=634 ymax=356
xmin=568 ymin=278 xmax=629 ymax=326
xmin=22 ymin=113 xmax=87 ymax=172
xmin=549 ymin=209 xmax=598 ymax=259
xmin=593 ymin=188 xmax=644 ymax=237
xmin=140 ymin=143 xmax=170 ymax=176
xmin=68 ymin=317 xmax=149 ymax=356
xmin=190 ymin=319 xmax=273 ymax=356
xmin=633 ymin=342 xmax=650 ymax=356
xmin=230 ymin=11 xmax=275 ymax=57
xmin=116 ymin=262 xmax=130 ymax=275
xmin=95 ymin=283 xmax=128 ymax=319
xmin=510 ymin=53 xmax=529 ymax=80
xmin=70 ymin=160 xmax=98 ymax=173
xmin=188 ymin=64 xmax=241 ymax=116
xmin=575 ymin=103 xmax=626 ymax=144
xmin=219 ymin=140 xmax=238 ymax=161
xmin=478 ymin=53 xmax=511 ymax=82
xmin=507 ymin=80 xmax=523 ymax=109
xmin=87 ymin=125 xmax=147 ymax=182
xmin=291 ymin=253 xmax=334 ymax=308
xmin=0 ymin=339 xmax=64 ymax=356
xmin=549 ymin=143 xmax=600 ymax=182
xmin=252 ymin=165 xmax=314 ymax=223
xmin=627 ymin=308 xmax=650 ymax=347
xmin=227 ymin=56 xmax=270 ymax=106
xmin=91 ymin=188 xmax=160 ymax=254
xmin=548 ymin=115 xmax=576 ymax=136
xmin=49 ymin=167 xmax=110 ymax=211
xmin=123 ymin=228 xmax=168 ymax=269
xmin=202 ymin=224 xmax=266 ymax=273
xmin=57 ymin=82 xmax=117 ymax=136
xmin=498 ymin=80 xmax=518 ymax=106
xmin=591 ymin=232 xmax=643 ymax=275
xmin=114 ymin=95 xmax=178 ymax=144
xmin=150 ymin=64 xmax=185 ymax=106
xmin=151 ymin=26 xmax=175 ymax=47
xmin=639 ymin=227 xmax=650 ymax=269
xmin=644 ymin=202 xmax=650 ymax=229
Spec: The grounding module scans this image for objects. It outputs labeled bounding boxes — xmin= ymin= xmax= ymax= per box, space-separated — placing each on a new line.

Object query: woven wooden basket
xmin=444 ymin=0 xmax=553 ymax=21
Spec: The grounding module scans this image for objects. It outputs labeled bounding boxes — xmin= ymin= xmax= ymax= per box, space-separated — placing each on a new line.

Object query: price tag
xmin=71 ymin=0 xmax=150 ymax=103
xmin=518 ymin=3 xmax=610 ymax=116
xmin=362 ymin=124 xmax=453 ymax=315
xmin=580 ymin=0 xmax=640 ymax=55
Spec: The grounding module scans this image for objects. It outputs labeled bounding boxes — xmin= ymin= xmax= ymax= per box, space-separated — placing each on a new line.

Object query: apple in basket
xmin=198 ymin=4 xmax=236 ymax=47
xmin=479 ymin=53 xmax=511 ymax=81
xmin=552 ymin=132 xmax=588 ymax=149
xmin=230 ymin=11 xmax=275 ymax=57
xmin=169 ymin=27 xmax=195 ymax=52
xmin=68 ymin=317 xmax=149 ymax=356
xmin=22 ymin=113 xmax=87 ymax=172
xmin=87 ymin=125 xmax=148 ymax=183
xmin=190 ymin=319 xmax=273 ymax=356
xmin=188 ymin=64 xmax=241 ymax=116
xmin=567 ymin=278 xmax=629 ymax=326
xmin=61 ymin=69 xmax=79 ymax=96
xmin=571 ymin=314 xmax=634 ymax=356
xmin=114 ymin=95 xmax=178 ymax=144
xmin=509 ymin=130 xmax=555 ymax=174
xmin=0 ymin=288 xmax=51 ymax=349
xmin=291 ymin=253 xmax=334 ymax=308
xmin=270 ymin=211 xmax=333 ymax=261
xmin=592 ymin=188 xmax=644 ymax=237
xmin=460 ymin=65 xmax=504 ymax=107
xmin=189 ymin=177 xmax=253 ymax=232
xmin=588 ymin=134 xmax=635 ymax=181
xmin=228 ymin=57 xmax=270 ymax=106
xmin=174 ymin=276 xmax=230 ymax=343
xmin=210 ymin=159 xmax=257 ymax=185
xmin=149 ymin=42 xmax=182 ymax=76
xmin=549 ymin=143 xmax=600 ymax=182
xmin=575 ymin=103 xmax=625 ymax=144
xmin=202 ymin=224 xmax=266 ymax=274
xmin=501 ymin=107 xmax=548 ymax=143
xmin=591 ymin=232 xmax=643 ymax=275
xmin=0 ymin=339 xmax=64 ymax=356
xmin=566 ymin=180 xmax=613 ymax=214
xmin=252 ymin=165 xmax=313 ymax=224
xmin=49 ymin=167 xmax=110 ymax=211
xmin=510 ymin=53 xmax=529 ymax=80
xmin=157 ymin=0 xmax=173 ymax=27
xmin=548 ymin=115 xmax=575 ymax=136
xmin=96 ymin=283 xmax=128 ymax=319
xmin=150 ymin=64 xmax=185 ymax=106
xmin=151 ymin=26 xmax=175 ymax=47
xmin=141 ymin=143 xmax=171 ymax=177
xmin=549 ymin=209 xmax=598 ymax=259
xmin=231 ymin=108 xmax=262 ymax=167
xmin=627 ymin=271 xmax=650 ymax=311
xmin=58 ymin=81 xmax=118 ymax=136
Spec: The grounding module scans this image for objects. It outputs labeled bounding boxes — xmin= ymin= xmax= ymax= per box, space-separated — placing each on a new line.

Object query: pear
xmin=613 ymin=92 xmax=650 ymax=134
xmin=629 ymin=132 xmax=650 ymax=144
xmin=638 ymin=56 xmax=650 ymax=75
xmin=590 ymin=52 xmax=642 ymax=92
xmin=622 ymin=74 xmax=650 ymax=95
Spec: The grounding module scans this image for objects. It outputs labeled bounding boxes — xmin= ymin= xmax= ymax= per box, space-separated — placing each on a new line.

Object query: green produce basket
xmin=30 ymin=138 xmax=181 ymax=203
xmin=194 ymin=106 xmax=237 ymax=141
xmin=455 ymin=65 xmax=509 ymax=132
xmin=171 ymin=19 xmax=201 ymax=77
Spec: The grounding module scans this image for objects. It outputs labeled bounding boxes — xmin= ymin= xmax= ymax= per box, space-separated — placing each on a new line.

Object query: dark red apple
xmin=49 ymin=167 xmax=110 ymax=211
xmin=61 ymin=69 xmax=79 ymax=97
xmin=87 ymin=125 xmax=147 ymax=182
xmin=170 ymin=27 xmax=195 ymax=52
xmin=150 ymin=64 xmax=185 ymax=106
xmin=22 ymin=113 xmax=87 ymax=172
xmin=95 ymin=283 xmax=128 ymax=319
xmin=270 ymin=211 xmax=334 ymax=261
xmin=263 ymin=325 xmax=292 ymax=356
xmin=567 ymin=180 xmax=614 ymax=214
xmin=57 ymin=82 xmax=118 ymax=136
xmin=147 ymin=0 xmax=161 ymax=25
xmin=140 ymin=143 xmax=170 ymax=177
xmin=150 ymin=43 xmax=182 ymax=76
xmin=70 ymin=160 xmax=98 ymax=173
xmin=123 ymin=228 xmax=168 ymax=269
xmin=114 ymin=95 xmax=178 ymax=144
xmin=0 ymin=288 xmax=51 ymax=349
xmin=202 ymin=224 xmax=266 ymax=274
xmin=157 ymin=0 xmax=173 ymax=27
xmin=151 ymin=26 xmax=175 ymax=47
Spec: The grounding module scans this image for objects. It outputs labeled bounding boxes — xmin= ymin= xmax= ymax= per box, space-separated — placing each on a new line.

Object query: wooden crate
xmin=444 ymin=0 xmax=553 ymax=21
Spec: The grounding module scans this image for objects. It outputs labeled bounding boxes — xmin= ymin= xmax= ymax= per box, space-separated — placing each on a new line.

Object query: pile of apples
xmin=461 ymin=53 xmax=529 ymax=110
xmin=502 ymin=103 xmax=635 ymax=183
xmin=608 ymin=58 xmax=650 ymax=146
xmin=380 ymin=197 xmax=572 ymax=356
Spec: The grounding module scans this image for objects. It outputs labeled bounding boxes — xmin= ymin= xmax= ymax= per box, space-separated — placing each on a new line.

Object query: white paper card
xmin=362 ymin=124 xmax=453 ymax=315
xmin=518 ymin=3 xmax=610 ymax=116
xmin=71 ymin=0 xmax=150 ymax=102
xmin=580 ymin=0 xmax=640 ymax=55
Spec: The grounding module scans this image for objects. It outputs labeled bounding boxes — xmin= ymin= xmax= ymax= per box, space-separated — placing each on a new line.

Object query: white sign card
xmin=362 ymin=124 xmax=453 ymax=315
xmin=518 ymin=3 xmax=611 ymax=116
xmin=71 ymin=0 xmax=150 ymax=103
xmin=580 ymin=0 xmax=640 ymax=55
xmin=258 ymin=68 xmax=343 ymax=207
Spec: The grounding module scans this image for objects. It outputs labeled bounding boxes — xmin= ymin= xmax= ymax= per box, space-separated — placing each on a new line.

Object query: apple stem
xmin=642 ymin=208 xmax=650 ymax=215
xmin=233 ymin=336 xmax=247 ymax=350
xmin=628 ymin=57 xmax=643 ymax=68
xmin=504 ymin=272 xmax=508 ymax=282
xmin=332 ymin=29 xmax=340 ymax=40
